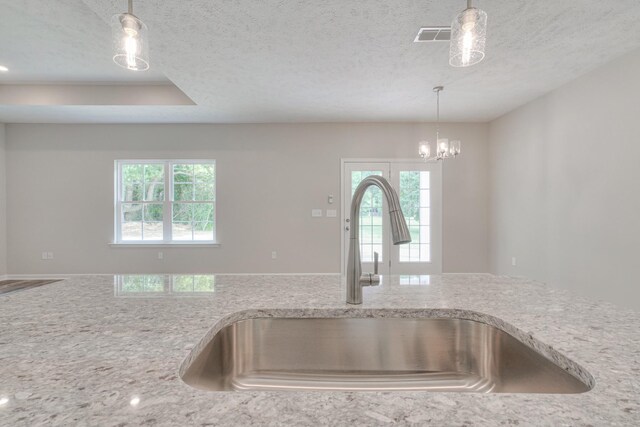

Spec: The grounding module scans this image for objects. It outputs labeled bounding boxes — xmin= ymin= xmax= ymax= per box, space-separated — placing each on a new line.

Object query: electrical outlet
xmin=326 ymin=209 xmax=337 ymax=218
xmin=311 ymin=209 xmax=323 ymax=217
xmin=41 ymin=252 xmax=48 ymax=260
xmin=158 ymin=252 xmax=164 ymax=260
xmin=271 ymin=251 xmax=277 ymax=260
xmin=47 ymin=252 xmax=54 ymax=260
xmin=511 ymin=257 xmax=517 ymax=266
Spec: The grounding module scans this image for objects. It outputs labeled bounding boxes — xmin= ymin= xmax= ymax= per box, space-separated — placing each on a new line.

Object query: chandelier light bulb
xmin=125 ymin=34 xmax=138 ymax=68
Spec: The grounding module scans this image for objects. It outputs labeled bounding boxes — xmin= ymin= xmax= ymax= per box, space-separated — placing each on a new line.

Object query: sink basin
xmin=180 ymin=315 xmax=592 ymax=393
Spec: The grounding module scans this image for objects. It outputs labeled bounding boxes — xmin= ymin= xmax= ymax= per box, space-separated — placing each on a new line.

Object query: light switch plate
xmin=312 ymin=209 xmax=323 ymax=217
xmin=326 ymin=209 xmax=337 ymax=217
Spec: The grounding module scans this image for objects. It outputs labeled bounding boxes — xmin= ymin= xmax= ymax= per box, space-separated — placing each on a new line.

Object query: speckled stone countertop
xmin=1 ymin=274 xmax=639 ymax=426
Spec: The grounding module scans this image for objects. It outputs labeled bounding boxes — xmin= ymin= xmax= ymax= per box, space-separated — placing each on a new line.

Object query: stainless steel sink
xmin=180 ymin=316 xmax=592 ymax=393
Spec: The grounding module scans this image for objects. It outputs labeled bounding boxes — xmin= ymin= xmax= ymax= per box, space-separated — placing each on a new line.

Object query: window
xmin=115 ymin=160 xmax=216 ymax=243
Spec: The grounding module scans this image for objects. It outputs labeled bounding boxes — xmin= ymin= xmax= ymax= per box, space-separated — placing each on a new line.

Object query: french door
xmin=342 ymin=161 xmax=442 ymax=275
xmin=343 ymin=163 xmax=391 ymax=275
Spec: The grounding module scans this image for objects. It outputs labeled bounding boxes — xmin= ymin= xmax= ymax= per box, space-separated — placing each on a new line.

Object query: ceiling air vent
xmin=414 ymin=27 xmax=451 ymax=43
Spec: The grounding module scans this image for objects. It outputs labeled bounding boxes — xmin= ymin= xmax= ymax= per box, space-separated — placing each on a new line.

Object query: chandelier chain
xmin=436 ymin=89 xmax=440 ymax=140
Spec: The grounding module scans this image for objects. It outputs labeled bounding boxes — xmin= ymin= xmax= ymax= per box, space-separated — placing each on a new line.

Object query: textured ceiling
xmin=1 ymin=0 xmax=640 ymax=123
xmin=0 ymin=0 xmax=166 ymax=83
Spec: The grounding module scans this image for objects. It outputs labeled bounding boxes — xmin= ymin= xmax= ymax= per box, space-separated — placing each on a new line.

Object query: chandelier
xmin=418 ymin=86 xmax=461 ymax=162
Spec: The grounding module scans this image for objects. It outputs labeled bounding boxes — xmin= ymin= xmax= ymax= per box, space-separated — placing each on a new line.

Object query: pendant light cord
xmin=128 ymin=0 xmax=133 ymax=15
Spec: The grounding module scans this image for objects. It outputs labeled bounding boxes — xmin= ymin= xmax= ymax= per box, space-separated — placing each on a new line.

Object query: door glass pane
xmin=352 ymin=171 xmax=383 ymax=262
xmin=399 ymin=171 xmax=431 ymax=262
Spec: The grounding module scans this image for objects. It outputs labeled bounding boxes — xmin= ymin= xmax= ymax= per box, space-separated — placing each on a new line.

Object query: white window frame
xmin=114 ymin=159 xmax=218 ymax=245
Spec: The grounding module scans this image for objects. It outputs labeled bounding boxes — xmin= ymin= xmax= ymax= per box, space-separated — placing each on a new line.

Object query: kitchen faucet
xmin=346 ymin=175 xmax=411 ymax=304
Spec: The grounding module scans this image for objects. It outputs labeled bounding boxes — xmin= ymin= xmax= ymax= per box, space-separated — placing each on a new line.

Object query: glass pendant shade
xmin=111 ymin=13 xmax=149 ymax=71
xmin=450 ymin=140 xmax=462 ymax=156
xmin=437 ymin=138 xmax=450 ymax=157
xmin=418 ymin=141 xmax=431 ymax=160
xmin=449 ymin=140 xmax=461 ymax=157
xmin=449 ymin=6 xmax=487 ymax=67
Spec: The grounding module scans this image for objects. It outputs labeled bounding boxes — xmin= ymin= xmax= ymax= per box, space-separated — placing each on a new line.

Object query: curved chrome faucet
xmin=346 ymin=175 xmax=411 ymax=304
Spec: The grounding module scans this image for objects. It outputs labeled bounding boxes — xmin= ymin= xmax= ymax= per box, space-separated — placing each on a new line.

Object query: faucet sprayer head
xmin=389 ymin=208 xmax=412 ymax=245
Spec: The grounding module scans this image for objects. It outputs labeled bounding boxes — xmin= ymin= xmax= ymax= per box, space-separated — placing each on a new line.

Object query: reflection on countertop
xmin=114 ymin=274 xmax=215 ymax=297
xmin=399 ymin=275 xmax=431 ymax=286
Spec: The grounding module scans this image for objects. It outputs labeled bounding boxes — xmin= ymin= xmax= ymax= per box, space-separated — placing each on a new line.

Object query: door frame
xmin=340 ymin=158 xmax=443 ymax=276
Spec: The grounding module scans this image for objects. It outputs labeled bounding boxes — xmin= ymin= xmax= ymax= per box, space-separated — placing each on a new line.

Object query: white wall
xmin=5 ymin=122 xmax=489 ymax=275
xmin=489 ymin=49 xmax=640 ymax=309
xmin=0 ymin=124 xmax=6 ymax=276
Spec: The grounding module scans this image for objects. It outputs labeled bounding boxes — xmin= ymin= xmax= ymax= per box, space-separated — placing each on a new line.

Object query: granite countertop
xmin=0 ymin=273 xmax=639 ymax=426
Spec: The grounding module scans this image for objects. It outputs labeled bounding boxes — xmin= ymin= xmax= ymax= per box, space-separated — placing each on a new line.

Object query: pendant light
xmin=111 ymin=0 xmax=149 ymax=71
xmin=418 ymin=86 xmax=461 ymax=162
xmin=449 ymin=0 xmax=487 ymax=67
